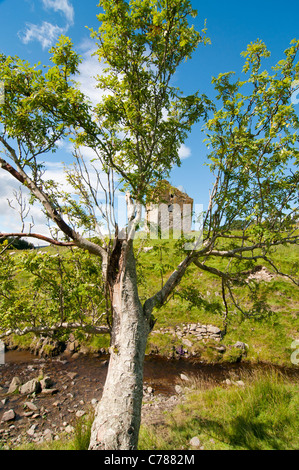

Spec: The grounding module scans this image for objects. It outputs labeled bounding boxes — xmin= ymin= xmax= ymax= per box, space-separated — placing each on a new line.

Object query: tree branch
xmin=0 ymin=151 xmax=107 ymax=259
xmin=0 ymin=322 xmax=110 ymax=340
xmin=0 ymin=232 xmax=76 ymax=247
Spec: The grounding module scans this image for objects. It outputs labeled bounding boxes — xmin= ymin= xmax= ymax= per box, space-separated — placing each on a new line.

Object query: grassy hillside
xmin=132 ymin=236 xmax=299 ymax=366
xmin=4 ymin=234 xmax=299 ymax=367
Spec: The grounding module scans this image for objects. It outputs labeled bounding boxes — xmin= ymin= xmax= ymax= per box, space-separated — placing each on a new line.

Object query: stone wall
xmin=151 ymin=322 xmax=223 ymax=344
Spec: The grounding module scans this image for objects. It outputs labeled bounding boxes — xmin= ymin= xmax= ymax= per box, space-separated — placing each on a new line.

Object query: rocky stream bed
xmin=1 ymin=348 xmax=299 ymax=449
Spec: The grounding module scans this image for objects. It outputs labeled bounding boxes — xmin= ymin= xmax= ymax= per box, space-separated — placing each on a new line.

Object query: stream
xmin=3 ymin=349 xmax=299 ymax=396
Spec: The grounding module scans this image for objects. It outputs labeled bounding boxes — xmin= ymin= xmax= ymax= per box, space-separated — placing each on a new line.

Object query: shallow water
xmin=3 ymin=349 xmax=299 ymax=396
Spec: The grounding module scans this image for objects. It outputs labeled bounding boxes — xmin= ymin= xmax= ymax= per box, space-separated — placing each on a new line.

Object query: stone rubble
xmin=151 ymin=322 xmax=223 ymax=343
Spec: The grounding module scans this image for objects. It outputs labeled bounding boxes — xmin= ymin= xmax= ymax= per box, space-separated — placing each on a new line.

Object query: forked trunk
xmin=89 ymin=242 xmax=151 ymax=450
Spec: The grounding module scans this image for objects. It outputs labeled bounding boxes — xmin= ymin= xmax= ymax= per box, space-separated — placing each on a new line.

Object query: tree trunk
xmin=89 ymin=242 xmax=151 ymax=450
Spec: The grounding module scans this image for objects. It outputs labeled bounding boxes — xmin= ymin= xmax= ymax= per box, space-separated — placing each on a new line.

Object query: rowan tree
xmin=0 ymin=0 xmax=298 ymax=450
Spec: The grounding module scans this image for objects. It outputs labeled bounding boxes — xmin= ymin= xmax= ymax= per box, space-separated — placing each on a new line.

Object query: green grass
xmin=14 ymin=412 xmax=94 ymax=451
xmin=5 ymin=236 xmax=299 ymax=365
xmin=135 ymin=237 xmax=299 ymax=365
xmin=138 ymin=370 xmax=299 ymax=450
xmin=9 ymin=372 xmax=299 ymax=451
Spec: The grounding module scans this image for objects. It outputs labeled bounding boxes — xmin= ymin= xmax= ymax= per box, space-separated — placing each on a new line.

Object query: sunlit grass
xmin=138 ymin=370 xmax=299 ymax=450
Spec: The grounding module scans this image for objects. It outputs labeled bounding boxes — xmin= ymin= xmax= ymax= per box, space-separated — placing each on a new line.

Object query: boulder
xmin=2 ymin=409 xmax=16 ymax=422
xmin=40 ymin=376 xmax=53 ymax=390
xmin=19 ymin=379 xmax=41 ymax=395
xmin=207 ymin=325 xmax=221 ymax=334
xmin=24 ymin=401 xmax=39 ymax=412
xmin=8 ymin=376 xmax=22 ymax=394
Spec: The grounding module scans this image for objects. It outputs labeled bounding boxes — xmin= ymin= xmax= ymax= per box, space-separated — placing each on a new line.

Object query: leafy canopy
xmin=204 ymin=39 xmax=299 ymax=240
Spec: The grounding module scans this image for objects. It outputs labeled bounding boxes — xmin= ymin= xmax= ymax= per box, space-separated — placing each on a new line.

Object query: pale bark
xmin=89 ymin=242 xmax=152 ymax=450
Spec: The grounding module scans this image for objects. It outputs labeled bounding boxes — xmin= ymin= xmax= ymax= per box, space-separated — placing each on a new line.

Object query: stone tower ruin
xmin=145 ymin=180 xmax=193 ymax=237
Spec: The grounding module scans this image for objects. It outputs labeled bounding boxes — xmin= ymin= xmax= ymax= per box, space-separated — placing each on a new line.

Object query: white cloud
xmin=19 ymin=21 xmax=66 ymax=50
xmin=77 ymin=41 xmax=108 ymax=107
xmin=178 ymin=143 xmax=191 ymax=160
xmin=18 ymin=0 xmax=74 ymax=50
xmin=42 ymin=0 xmax=74 ymax=24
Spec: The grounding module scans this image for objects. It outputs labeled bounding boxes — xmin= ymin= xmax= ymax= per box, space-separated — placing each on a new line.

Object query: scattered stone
xmin=75 ymin=410 xmax=85 ymax=418
xmin=189 ymin=436 xmax=201 ymax=448
xmin=27 ymin=424 xmax=37 ymax=436
xmin=24 ymin=401 xmax=39 ymax=412
xmin=247 ymin=266 xmax=274 ymax=282
xmin=40 ymin=376 xmax=53 ymax=390
xmin=233 ymin=341 xmax=248 ymax=351
xmin=8 ymin=377 xmax=22 ymax=394
xmin=43 ymin=428 xmax=53 ymax=441
xmin=236 ymin=380 xmax=245 ymax=387
xmin=180 ymin=373 xmax=190 ymax=382
xmin=1 ymin=409 xmax=15 ymax=422
xmin=65 ymin=425 xmax=74 ymax=434
xmin=41 ymin=388 xmax=58 ymax=395
xmin=19 ymin=379 xmax=41 ymax=395
xmin=175 ymin=385 xmax=183 ymax=394
xmin=67 ymin=372 xmax=78 ymax=380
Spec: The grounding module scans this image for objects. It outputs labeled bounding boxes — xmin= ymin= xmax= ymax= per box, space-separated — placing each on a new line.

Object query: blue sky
xmin=0 ymin=0 xmax=299 ymax=240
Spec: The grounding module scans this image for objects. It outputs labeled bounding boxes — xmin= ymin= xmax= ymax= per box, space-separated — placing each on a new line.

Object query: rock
xmin=182 ymin=338 xmax=193 ymax=348
xmin=236 ymin=380 xmax=245 ymax=387
xmin=207 ymin=325 xmax=221 ymax=334
xmin=75 ymin=410 xmax=85 ymax=418
xmin=19 ymin=379 xmax=41 ymax=395
xmin=189 ymin=436 xmax=201 ymax=448
xmin=233 ymin=341 xmax=248 ymax=350
xmin=27 ymin=424 xmax=37 ymax=436
xmin=40 ymin=376 xmax=53 ymax=390
xmin=8 ymin=377 xmax=22 ymax=394
xmin=180 ymin=373 xmax=190 ymax=382
xmin=175 ymin=385 xmax=183 ymax=394
xmin=196 ymin=326 xmax=207 ymax=332
xmin=2 ymin=409 xmax=16 ymax=422
xmin=43 ymin=429 xmax=53 ymax=441
xmin=24 ymin=402 xmax=39 ymax=412
xmin=65 ymin=425 xmax=74 ymax=434
xmin=41 ymin=388 xmax=58 ymax=395
xmin=67 ymin=372 xmax=78 ymax=380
